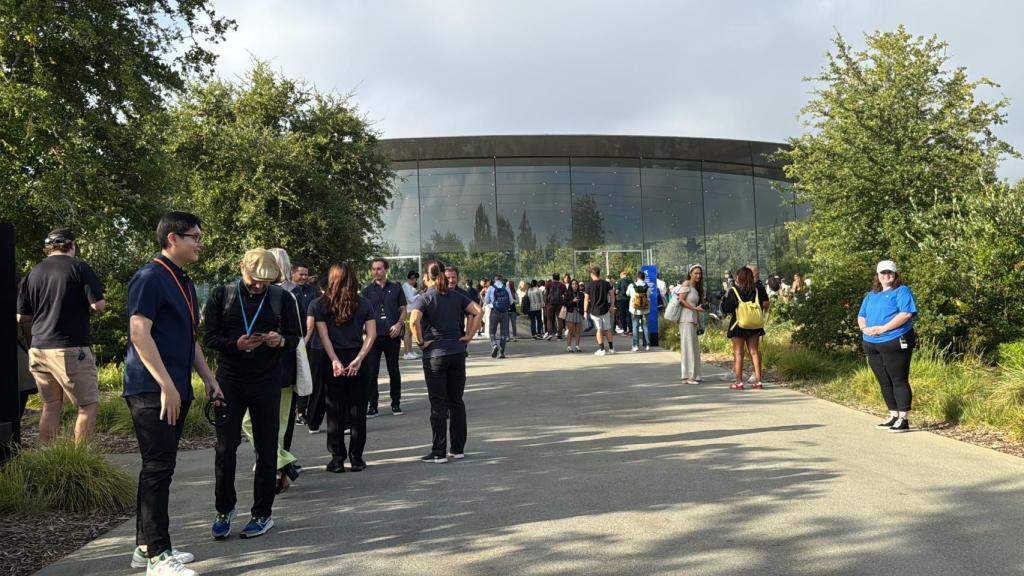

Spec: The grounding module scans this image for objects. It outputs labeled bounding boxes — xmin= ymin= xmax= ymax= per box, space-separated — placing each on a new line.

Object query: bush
xmin=997 ymin=339 xmax=1024 ymax=369
xmin=773 ymin=347 xmax=842 ymax=381
xmin=0 ymin=439 xmax=136 ymax=514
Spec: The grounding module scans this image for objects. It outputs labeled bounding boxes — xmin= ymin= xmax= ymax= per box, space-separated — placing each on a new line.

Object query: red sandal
xmin=730 ymin=383 xmax=745 ymax=390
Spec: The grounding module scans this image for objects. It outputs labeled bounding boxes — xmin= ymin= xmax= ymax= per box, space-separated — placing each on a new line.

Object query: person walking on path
xmin=409 ymin=260 xmax=482 ymax=463
xmin=204 ymin=249 xmax=301 ymax=541
xmin=402 ymin=271 xmax=422 ymax=360
xmin=362 ymin=258 xmax=408 ymax=417
xmin=614 ymin=270 xmax=632 ymax=335
xmin=313 ymin=262 xmax=377 ymax=472
xmin=484 ymin=275 xmax=514 ymax=358
xmin=561 ymin=279 xmax=585 ymax=352
xmin=721 ymin=266 xmax=769 ymax=390
xmin=527 ymin=280 xmax=545 ymax=339
xmin=122 ymin=212 xmax=220 ymax=575
xmin=673 ymin=264 xmax=706 ymax=384
xmin=17 ymin=228 xmax=106 ymax=445
xmin=858 ymin=260 xmax=918 ymax=433
xmin=625 ymin=271 xmax=651 ymax=351
xmin=544 ymin=273 xmax=565 ymax=340
xmin=290 ymin=261 xmax=321 ymax=425
xmin=583 ymin=267 xmax=616 ymax=356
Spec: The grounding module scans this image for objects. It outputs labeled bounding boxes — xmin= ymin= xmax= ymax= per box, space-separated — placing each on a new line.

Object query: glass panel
xmin=570 ymin=158 xmax=643 ymax=253
xmin=702 ymin=162 xmax=756 ymax=292
xmin=754 ymin=170 xmax=801 ymax=279
xmin=418 ymin=159 xmax=496 ymax=256
xmin=379 ymin=161 xmax=420 ymax=256
xmin=641 ymin=159 xmax=705 ymax=283
xmin=495 ymin=158 xmax=573 ymax=280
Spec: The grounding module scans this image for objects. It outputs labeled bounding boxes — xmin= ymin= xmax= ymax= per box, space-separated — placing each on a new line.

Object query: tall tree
xmin=0 ymin=0 xmax=235 ymax=271
xmin=777 ymin=27 xmax=1020 ymax=350
xmin=165 ymin=61 xmax=394 ymax=281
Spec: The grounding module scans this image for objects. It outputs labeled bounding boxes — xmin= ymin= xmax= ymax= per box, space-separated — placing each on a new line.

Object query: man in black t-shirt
xmin=361 ymin=258 xmax=407 ymax=417
xmin=583 ymin=266 xmax=615 ymax=356
xmin=614 ymin=270 xmax=632 ymax=335
xmin=16 ymin=228 xmax=106 ymax=444
xmin=544 ymin=272 xmax=565 ymax=340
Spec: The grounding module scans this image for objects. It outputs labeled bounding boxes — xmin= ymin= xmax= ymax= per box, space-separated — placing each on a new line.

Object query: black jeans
xmin=367 ymin=336 xmax=402 ymax=409
xmin=422 ymin=353 xmax=467 ymax=456
xmin=215 ymin=376 xmax=280 ymax=518
xmin=325 ymin=347 xmax=368 ymax=464
xmin=863 ymin=331 xmax=916 ymax=412
xmin=616 ymin=300 xmax=631 ymax=332
xmin=303 ymin=347 xmax=328 ymax=429
xmin=127 ymin=392 xmax=192 ymax=559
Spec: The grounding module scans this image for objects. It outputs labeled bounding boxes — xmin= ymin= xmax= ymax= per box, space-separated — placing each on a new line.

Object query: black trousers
xmin=544 ymin=303 xmax=562 ymax=335
xmin=215 ymin=376 xmax=280 ymax=518
xmin=863 ymin=331 xmax=916 ymax=412
xmin=529 ymin=310 xmax=543 ymax=336
xmin=127 ymin=392 xmax=191 ymax=559
xmin=367 ymin=336 xmax=402 ymax=409
xmin=616 ymin=300 xmax=631 ymax=332
xmin=423 ymin=353 xmax=467 ymax=456
xmin=325 ymin=347 xmax=368 ymax=464
xmin=301 ymin=347 xmax=328 ymax=430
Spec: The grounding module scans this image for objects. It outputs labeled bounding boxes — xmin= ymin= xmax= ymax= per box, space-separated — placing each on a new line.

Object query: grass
xmin=24 ymin=366 xmax=214 ymax=441
xmin=0 ymin=439 xmax=136 ymax=514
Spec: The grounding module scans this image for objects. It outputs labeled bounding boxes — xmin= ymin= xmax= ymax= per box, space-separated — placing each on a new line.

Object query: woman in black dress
xmin=720 ymin=266 xmax=769 ymax=390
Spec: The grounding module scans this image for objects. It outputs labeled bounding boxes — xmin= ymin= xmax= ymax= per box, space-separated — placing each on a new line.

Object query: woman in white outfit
xmin=673 ymin=264 xmax=706 ymax=384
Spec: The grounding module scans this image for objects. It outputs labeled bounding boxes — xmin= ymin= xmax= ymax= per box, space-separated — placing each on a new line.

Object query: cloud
xmin=211 ymin=0 xmax=1024 ymax=180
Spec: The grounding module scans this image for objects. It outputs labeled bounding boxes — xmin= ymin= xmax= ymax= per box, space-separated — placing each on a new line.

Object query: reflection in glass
xmin=570 ymin=158 xmax=642 ymax=251
xmin=418 ymin=159 xmax=496 ymax=255
xmin=379 ymin=161 xmax=420 ymax=256
xmin=642 ymin=159 xmax=705 ymax=282
xmin=754 ymin=168 xmax=799 ymax=277
xmin=496 ymin=158 xmax=572 ymax=279
xmin=703 ymin=163 xmax=756 ymax=285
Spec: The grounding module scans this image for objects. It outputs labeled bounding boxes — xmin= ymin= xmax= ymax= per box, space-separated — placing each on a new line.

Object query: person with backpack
xmin=625 ymin=271 xmax=651 ymax=351
xmin=858 ymin=260 xmax=918 ymax=433
xmin=543 ymin=272 xmax=565 ymax=340
xmin=204 ymin=249 xmax=302 ymax=540
xmin=484 ymin=275 xmax=514 ymax=359
xmin=720 ymin=266 xmax=769 ymax=390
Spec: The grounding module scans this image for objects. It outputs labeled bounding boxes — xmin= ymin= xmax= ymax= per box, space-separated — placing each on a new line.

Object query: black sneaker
xmin=349 ymin=460 xmax=367 ymax=472
xmin=366 ymin=406 xmax=379 ymax=418
xmin=391 ymin=405 xmax=403 ymax=416
xmin=326 ymin=459 xmax=346 ymax=473
xmin=491 ymin=345 xmax=499 ymax=358
xmin=888 ymin=418 xmax=910 ymax=433
xmin=421 ymin=452 xmax=448 ymax=464
xmin=876 ymin=416 xmax=898 ymax=429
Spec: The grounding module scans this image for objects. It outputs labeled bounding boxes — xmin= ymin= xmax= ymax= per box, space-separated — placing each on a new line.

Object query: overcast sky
xmin=210 ymin=0 xmax=1024 ymax=181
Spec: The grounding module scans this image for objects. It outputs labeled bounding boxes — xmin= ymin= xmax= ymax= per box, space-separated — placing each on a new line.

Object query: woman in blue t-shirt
xmin=409 ymin=260 xmax=483 ymax=463
xmin=857 ymin=260 xmax=918 ymax=433
xmin=313 ymin=261 xmax=376 ymax=472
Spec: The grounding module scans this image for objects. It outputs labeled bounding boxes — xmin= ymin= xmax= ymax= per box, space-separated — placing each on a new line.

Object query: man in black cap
xmin=17 ymin=228 xmax=106 ymax=444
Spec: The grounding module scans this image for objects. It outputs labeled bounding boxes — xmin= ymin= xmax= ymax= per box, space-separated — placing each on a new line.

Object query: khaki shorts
xmin=28 ymin=347 xmax=100 ymax=406
xmin=589 ymin=311 xmax=613 ymax=332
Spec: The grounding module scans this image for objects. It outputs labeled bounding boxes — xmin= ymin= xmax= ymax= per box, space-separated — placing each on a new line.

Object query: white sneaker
xmin=412 ymin=351 xmax=423 ymax=359
xmin=644 ymin=345 xmax=650 ymax=351
xmin=631 ymin=345 xmax=639 ymax=352
xmin=574 ymin=346 xmax=581 ymax=352
xmin=307 ymin=427 xmax=322 ymax=435
xmin=147 ymin=551 xmax=197 ymax=576
xmin=594 ymin=349 xmax=607 ymax=356
xmin=615 ymin=327 xmax=624 ymax=334
xmin=607 ymin=348 xmax=616 ymax=355
xmin=567 ymin=346 xmax=573 ymax=352
xmin=402 ymin=352 xmax=414 ymax=360
xmin=132 ymin=547 xmax=194 ymax=569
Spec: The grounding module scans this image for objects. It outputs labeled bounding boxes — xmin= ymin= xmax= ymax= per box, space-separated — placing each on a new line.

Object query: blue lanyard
xmin=238 ymin=280 xmax=268 ymax=336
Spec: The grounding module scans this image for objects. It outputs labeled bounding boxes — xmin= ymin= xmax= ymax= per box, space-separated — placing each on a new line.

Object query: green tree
xmin=777 ymin=27 xmax=1020 ymax=351
xmin=165 ymin=62 xmax=394 ymax=281
xmin=0 ymin=0 xmax=234 ymax=271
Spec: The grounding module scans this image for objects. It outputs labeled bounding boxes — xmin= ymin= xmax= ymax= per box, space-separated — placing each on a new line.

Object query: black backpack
xmin=492 ymin=285 xmax=511 ymax=312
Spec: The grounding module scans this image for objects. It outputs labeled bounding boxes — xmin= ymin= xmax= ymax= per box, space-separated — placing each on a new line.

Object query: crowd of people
xmin=13 ymin=211 xmax=918 ymax=576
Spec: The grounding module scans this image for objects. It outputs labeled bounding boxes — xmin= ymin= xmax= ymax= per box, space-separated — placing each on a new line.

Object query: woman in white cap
xmin=857 ymin=259 xmax=918 ymax=433
xmin=673 ymin=264 xmax=706 ymax=384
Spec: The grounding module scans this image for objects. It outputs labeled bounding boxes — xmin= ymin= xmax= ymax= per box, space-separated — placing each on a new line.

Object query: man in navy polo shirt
xmin=124 ymin=211 xmax=221 ymax=576
xmin=361 ymin=258 xmax=407 ymax=417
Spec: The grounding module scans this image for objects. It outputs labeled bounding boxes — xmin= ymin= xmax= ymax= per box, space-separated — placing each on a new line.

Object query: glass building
xmin=376 ymin=135 xmax=804 ymax=288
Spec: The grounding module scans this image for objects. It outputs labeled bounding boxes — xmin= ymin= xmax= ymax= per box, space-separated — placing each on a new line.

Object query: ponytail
xmin=423 ymin=260 xmax=447 ymax=295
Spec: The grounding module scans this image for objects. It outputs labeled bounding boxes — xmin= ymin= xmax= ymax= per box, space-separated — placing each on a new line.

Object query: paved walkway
xmin=37 ymin=335 xmax=1024 ymax=575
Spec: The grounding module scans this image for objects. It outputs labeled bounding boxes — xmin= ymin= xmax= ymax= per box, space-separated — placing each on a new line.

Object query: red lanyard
xmin=153 ymin=258 xmax=196 ymax=338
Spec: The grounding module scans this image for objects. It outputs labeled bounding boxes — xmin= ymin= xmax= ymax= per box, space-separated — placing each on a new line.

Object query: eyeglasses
xmin=177 ymin=233 xmax=203 ymax=243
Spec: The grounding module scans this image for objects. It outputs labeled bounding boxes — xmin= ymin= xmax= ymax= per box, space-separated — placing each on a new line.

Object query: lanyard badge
xmin=238 ymin=280 xmax=268 ymax=351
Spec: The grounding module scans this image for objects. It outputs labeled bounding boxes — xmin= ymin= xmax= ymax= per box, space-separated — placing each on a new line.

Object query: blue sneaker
xmin=211 ymin=509 xmax=236 ymax=540
xmin=240 ymin=516 xmax=274 ymax=539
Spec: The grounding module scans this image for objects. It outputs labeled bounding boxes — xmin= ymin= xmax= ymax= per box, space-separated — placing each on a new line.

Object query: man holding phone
xmin=203 ymin=249 xmax=302 ymax=541
xmin=124 ymin=212 xmax=221 ymax=575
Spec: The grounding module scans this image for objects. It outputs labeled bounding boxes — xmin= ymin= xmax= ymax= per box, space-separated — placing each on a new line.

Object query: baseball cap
xmin=876 ymin=260 xmax=897 ymax=274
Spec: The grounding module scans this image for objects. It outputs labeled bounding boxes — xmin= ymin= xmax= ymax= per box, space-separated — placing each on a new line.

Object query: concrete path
xmin=36 ymin=335 xmax=1024 ymax=575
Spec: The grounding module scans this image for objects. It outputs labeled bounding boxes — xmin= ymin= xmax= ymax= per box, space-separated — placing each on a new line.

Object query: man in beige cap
xmin=203 ymin=248 xmax=302 ymax=540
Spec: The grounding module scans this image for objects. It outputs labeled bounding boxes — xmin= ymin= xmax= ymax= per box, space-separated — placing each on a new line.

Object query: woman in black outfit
xmin=561 ymin=279 xmax=585 ymax=352
xmin=312 ymin=262 xmax=376 ymax=473
xmin=720 ymin=266 xmax=769 ymax=390
xmin=409 ymin=260 xmax=482 ymax=463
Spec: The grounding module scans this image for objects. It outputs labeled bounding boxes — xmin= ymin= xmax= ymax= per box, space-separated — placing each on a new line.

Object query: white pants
xmin=679 ymin=321 xmax=701 ymax=380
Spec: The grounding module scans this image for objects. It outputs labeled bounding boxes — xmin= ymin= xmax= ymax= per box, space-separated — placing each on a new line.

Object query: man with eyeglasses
xmin=17 ymin=228 xmax=106 ymax=446
xmin=123 ymin=212 xmax=221 ymax=575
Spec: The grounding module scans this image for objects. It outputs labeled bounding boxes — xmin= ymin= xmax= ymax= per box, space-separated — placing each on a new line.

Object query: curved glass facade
xmin=377 ymin=136 xmax=803 ymax=285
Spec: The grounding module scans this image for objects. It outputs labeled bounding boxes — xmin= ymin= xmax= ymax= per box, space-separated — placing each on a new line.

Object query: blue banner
xmin=641 ymin=264 xmax=659 ymax=335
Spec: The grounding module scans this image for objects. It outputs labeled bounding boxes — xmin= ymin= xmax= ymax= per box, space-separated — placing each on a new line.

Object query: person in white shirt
xmin=625 ymin=271 xmax=652 ymax=351
xmin=401 ymin=271 xmax=421 ymax=360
